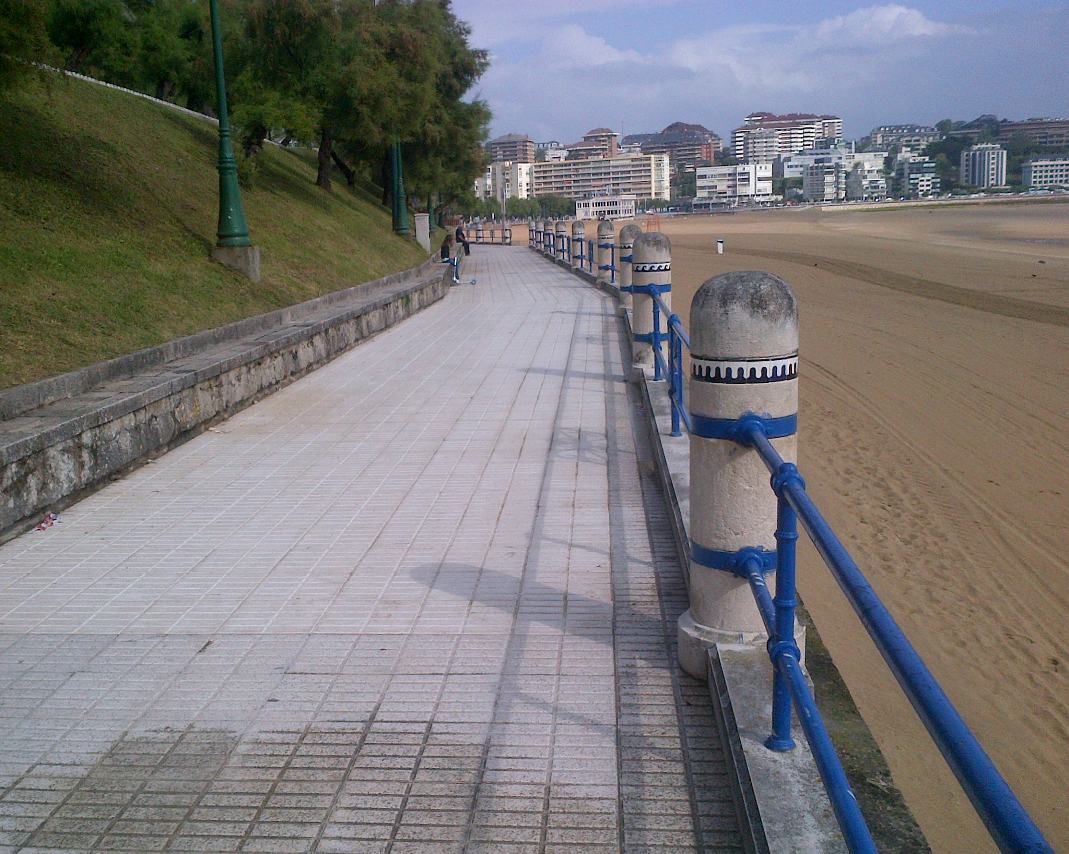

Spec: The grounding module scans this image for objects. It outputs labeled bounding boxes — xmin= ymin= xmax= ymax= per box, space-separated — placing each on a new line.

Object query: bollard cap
xmin=691 ymin=271 xmax=797 ymax=364
xmin=597 ymin=220 xmax=614 ymax=237
xmin=618 ymin=223 xmax=643 ymax=246
xmin=633 ymin=231 xmax=671 ymax=263
xmin=572 ymin=220 xmax=585 ymax=235
xmin=556 ymin=221 xmax=568 ymax=231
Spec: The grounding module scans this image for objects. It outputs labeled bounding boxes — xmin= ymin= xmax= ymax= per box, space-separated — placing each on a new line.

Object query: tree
xmin=47 ymin=0 xmax=136 ymax=79
xmin=0 ymin=0 xmax=56 ymax=87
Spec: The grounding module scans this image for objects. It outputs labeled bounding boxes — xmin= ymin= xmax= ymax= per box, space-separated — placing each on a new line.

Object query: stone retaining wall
xmin=1 ymin=261 xmax=450 ymax=536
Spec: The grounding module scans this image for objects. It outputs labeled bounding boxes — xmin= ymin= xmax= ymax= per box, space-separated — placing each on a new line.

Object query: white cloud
xmin=541 ymin=25 xmax=644 ymax=68
xmin=810 ymin=4 xmax=972 ymax=44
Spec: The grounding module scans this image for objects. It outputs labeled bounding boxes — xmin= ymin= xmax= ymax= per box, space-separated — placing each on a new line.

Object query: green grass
xmin=0 ymin=74 xmax=427 ymax=389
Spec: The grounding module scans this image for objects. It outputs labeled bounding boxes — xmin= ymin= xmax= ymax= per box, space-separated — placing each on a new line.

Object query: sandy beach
xmin=519 ymin=201 xmax=1069 ymax=851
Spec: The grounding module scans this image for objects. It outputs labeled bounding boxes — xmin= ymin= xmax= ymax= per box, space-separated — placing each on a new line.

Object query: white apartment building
xmin=474 ymin=161 xmax=532 ymax=202
xmin=803 ymin=163 xmax=846 ymax=202
xmin=576 ymin=194 xmax=637 ymax=220
xmin=867 ymin=124 xmax=941 ymax=148
xmin=777 ymin=146 xmax=887 ymax=180
xmin=732 ymin=112 xmax=843 ymax=163
xmin=1022 ymin=159 xmax=1069 ymax=188
xmin=960 ymin=143 xmax=1007 ymax=188
xmin=530 ymin=153 xmax=669 ymax=201
xmin=695 ymin=163 xmax=774 ymax=203
xmin=845 ymin=163 xmax=888 ymax=200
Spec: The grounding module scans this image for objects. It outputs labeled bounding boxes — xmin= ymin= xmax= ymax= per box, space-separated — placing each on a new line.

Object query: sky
xmin=450 ymin=1 xmax=1069 ymax=145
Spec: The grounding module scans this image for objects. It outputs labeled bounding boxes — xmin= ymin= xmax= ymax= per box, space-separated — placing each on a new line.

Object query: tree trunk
xmin=331 ymin=151 xmax=356 ymax=186
xmin=316 ymin=128 xmax=333 ymax=190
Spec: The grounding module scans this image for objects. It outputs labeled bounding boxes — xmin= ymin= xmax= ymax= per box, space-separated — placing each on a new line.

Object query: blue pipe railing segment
xmin=617 ymin=281 xmax=1052 ymax=854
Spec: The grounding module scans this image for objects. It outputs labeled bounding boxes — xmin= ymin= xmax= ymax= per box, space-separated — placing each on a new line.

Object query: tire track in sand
xmin=739 ymin=248 xmax=1069 ymax=328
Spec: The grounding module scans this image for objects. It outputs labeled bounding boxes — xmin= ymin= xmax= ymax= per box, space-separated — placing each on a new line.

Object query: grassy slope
xmin=0 ymin=74 xmax=427 ymax=389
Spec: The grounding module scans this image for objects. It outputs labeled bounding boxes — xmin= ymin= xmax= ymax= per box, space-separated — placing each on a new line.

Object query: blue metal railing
xmin=625 ymin=282 xmax=1052 ymax=854
xmin=598 ymin=239 xmax=616 ymax=284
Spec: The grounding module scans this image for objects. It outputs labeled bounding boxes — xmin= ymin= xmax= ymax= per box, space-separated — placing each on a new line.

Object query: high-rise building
xmin=489 ymin=133 xmax=536 ymax=163
xmin=776 ymin=145 xmax=886 ymax=180
xmin=894 ymin=151 xmax=941 ymax=197
xmin=474 ymin=161 xmax=532 ymax=203
xmin=530 ymin=153 xmax=669 ymax=201
xmin=960 ymin=143 xmax=1007 ymax=188
xmin=803 ymin=163 xmax=846 ymax=203
xmin=565 ymin=128 xmax=620 ymax=160
xmin=623 ymin=122 xmax=723 ymax=176
xmin=694 ymin=163 xmax=773 ymax=204
xmin=732 ymin=112 xmax=843 ymax=163
xmin=1023 ymin=159 xmax=1069 ymax=188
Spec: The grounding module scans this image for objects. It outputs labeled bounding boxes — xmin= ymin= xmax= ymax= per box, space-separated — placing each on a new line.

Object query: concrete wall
xmin=1 ymin=262 xmax=450 ymax=536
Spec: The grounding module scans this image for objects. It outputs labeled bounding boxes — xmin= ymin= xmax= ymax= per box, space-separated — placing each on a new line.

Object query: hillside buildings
xmin=845 ymin=162 xmax=888 ymax=201
xmin=777 ymin=145 xmax=887 ymax=180
xmin=531 ymin=153 xmax=669 ymax=201
xmin=1000 ymin=117 xmax=1069 ymax=146
xmin=732 ymin=112 xmax=843 ymax=164
xmin=960 ymin=143 xmax=1007 ymax=188
xmin=1023 ymin=159 xmax=1069 ymax=188
xmin=621 ymin=122 xmax=722 ymax=176
xmin=865 ymin=124 xmax=941 ymax=148
xmin=489 ymin=133 xmax=535 ymax=163
xmin=694 ymin=163 xmax=774 ymax=206
xmin=576 ymin=194 xmax=637 ymax=220
xmin=566 ymin=128 xmax=620 ymax=160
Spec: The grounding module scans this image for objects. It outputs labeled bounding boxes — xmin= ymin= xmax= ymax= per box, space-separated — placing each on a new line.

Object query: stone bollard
xmin=617 ymin=223 xmax=643 ymax=311
xmin=570 ymin=221 xmax=585 ymax=271
xmin=595 ymin=220 xmax=614 ymax=288
xmin=555 ymin=221 xmax=568 ymax=263
xmin=530 ymin=219 xmax=538 ymax=249
xmin=630 ymin=232 xmax=671 ymax=372
xmin=677 ymin=271 xmax=799 ymax=680
xmin=475 ymin=222 xmax=483 ymax=243
xmin=542 ymin=220 xmax=553 ymax=255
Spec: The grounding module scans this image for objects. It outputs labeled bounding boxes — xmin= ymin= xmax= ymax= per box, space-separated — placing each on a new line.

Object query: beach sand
xmin=517 ymin=201 xmax=1069 ymax=851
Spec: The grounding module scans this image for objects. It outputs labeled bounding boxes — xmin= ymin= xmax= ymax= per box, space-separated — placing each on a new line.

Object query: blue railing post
xmin=767 ymin=464 xmax=804 ymax=751
xmin=651 ymin=296 xmax=662 ymax=381
xmin=586 ymin=239 xmax=593 ymax=273
xmin=555 ymin=221 xmax=567 ymax=263
xmin=669 ymin=317 xmax=683 ymax=436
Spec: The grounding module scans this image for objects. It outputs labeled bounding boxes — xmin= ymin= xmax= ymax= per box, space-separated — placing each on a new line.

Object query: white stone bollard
xmin=414 ymin=213 xmax=430 ymax=253
xmin=555 ymin=221 xmax=568 ymax=263
xmin=677 ymin=271 xmax=799 ymax=680
xmin=716 ymin=238 xmax=725 ymax=255
xmin=543 ymin=220 xmax=555 ymax=256
xmin=475 ymin=222 xmax=483 ymax=243
xmin=595 ymin=220 xmax=614 ymax=288
xmin=617 ymin=223 xmax=643 ymax=311
xmin=630 ymin=232 xmax=671 ymax=372
xmin=571 ymin=221 xmax=585 ymax=271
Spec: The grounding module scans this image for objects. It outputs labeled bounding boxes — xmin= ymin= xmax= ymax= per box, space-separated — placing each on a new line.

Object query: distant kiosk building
xmin=576 ymin=194 xmax=637 ymax=220
xmin=960 ymin=143 xmax=1007 ymax=188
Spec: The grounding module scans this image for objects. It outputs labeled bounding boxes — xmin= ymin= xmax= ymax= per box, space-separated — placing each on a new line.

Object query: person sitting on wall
xmin=440 ymin=232 xmax=455 ymax=261
xmin=455 ymin=223 xmax=471 ymax=256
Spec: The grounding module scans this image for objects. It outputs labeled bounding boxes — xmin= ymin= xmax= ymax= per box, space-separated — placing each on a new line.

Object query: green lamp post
xmin=391 ymin=138 xmax=410 ymax=236
xmin=208 ymin=0 xmax=260 ymax=279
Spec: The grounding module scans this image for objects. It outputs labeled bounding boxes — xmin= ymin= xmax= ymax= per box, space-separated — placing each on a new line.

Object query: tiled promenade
xmin=0 ymin=247 xmax=743 ymax=852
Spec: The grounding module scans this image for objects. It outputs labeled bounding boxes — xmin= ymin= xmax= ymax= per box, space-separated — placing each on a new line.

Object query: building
xmin=803 ymin=163 xmax=846 ymax=202
xmin=997 ymin=117 xmax=1069 ymax=147
xmin=776 ymin=145 xmax=886 ymax=180
xmin=474 ymin=161 xmax=532 ymax=203
xmin=576 ymin=194 xmax=637 ymax=220
xmin=866 ymin=124 xmax=941 ymax=149
xmin=894 ymin=152 xmax=941 ymax=197
xmin=1022 ymin=159 xmax=1069 ymax=188
xmin=694 ymin=163 xmax=773 ymax=204
xmin=845 ymin=163 xmax=888 ymax=200
xmin=732 ymin=112 xmax=843 ymax=163
xmin=531 ymin=153 xmax=669 ymax=201
xmin=625 ymin=122 xmax=723 ymax=176
xmin=960 ymin=143 xmax=1007 ymax=188
xmin=489 ymin=133 xmax=535 ymax=163
xmin=565 ymin=128 xmax=620 ymax=160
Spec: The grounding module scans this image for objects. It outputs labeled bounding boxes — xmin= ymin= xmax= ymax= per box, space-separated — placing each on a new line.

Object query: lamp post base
xmin=211 ymin=245 xmax=261 ymax=282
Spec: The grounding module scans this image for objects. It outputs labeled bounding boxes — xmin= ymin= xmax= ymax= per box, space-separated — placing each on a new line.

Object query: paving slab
xmin=0 ymin=247 xmax=743 ymax=852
